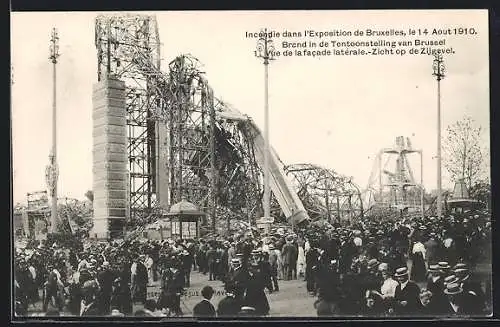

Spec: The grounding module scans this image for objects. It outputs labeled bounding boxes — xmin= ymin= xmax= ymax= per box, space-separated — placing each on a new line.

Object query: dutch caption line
xmin=246 ymin=27 xmax=478 ymax=58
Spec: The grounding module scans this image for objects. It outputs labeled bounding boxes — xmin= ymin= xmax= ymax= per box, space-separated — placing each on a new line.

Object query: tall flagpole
xmin=255 ymin=29 xmax=275 ymax=222
xmin=47 ymin=28 xmax=60 ymax=233
xmin=432 ymin=54 xmax=445 ymax=218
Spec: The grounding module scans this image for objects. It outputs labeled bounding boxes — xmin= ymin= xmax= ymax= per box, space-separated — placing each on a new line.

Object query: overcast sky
xmin=11 ymin=10 xmax=490 ymax=204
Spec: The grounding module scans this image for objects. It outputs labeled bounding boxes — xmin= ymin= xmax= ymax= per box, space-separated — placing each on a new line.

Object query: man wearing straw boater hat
xmin=226 ymin=255 xmax=249 ymax=302
xmin=443 ymin=275 xmax=460 ymax=288
xmin=442 ymin=282 xmax=470 ymax=316
xmin=426 ymin=264 xmax=445 ymax=296
xmin=243 ymin=251 xmax=270 ymax=316
xmin=437 ymin=262 xmax=451 ymax=276
xmin=282 ymin=235 xmax=297 ymax=281
xmin=453 ymin=263 xmax=485 ymax=314
xmin=425 ymin=264 xmax=449 ymax=314
xmin=393 ymin=267 xmax=422 ymax=315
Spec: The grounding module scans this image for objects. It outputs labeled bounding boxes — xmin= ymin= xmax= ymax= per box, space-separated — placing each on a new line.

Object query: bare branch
xmin=443 ymin=116 xmax=485 ymax=190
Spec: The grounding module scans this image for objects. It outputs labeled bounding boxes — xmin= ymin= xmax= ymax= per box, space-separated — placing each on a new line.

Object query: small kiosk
xmin=446 ymin=179 xmax=483 ymax=215
xmin=166 ymin=199 xmax=205 ymax=240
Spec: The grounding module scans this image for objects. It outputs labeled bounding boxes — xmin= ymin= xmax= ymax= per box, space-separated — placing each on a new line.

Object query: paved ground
xmin=24 ymin=270 xmax=316 ymax=317
xmin=153 ymin=271 xmax=316 ymax=317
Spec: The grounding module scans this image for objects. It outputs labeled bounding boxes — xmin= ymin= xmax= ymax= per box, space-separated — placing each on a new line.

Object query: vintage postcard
xmin=11 ymin=10 xmax=491 ymax=318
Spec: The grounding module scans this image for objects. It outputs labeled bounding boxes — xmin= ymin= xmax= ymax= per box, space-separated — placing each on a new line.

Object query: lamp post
xmin=419 ymin=150 xmax=425 ymax=219
xmin=46 ymin=28 xmax=60 ymax=233
xmin=255 ymin=28 xmax=275 ymax=221
xmin=432 ymin=54 xmax=445 ymax=218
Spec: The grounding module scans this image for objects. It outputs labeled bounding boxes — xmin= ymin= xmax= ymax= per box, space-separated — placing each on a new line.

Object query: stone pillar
xmin=91 ymin=77 xmax=127 ymax=239
xmin=156 ymin=121 xmax=170 ymax=209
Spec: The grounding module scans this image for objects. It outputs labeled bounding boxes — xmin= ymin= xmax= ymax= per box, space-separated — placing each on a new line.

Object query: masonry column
xmin=156 ymin=121 xmax=170 ymax=210
xmin=91 ymin=77 xmax=127 ymax=239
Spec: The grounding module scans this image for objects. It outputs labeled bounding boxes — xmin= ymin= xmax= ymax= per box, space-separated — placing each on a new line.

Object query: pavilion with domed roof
xmin=165 ymin=198 xmax=206 ymax=240
xmin=446 ymin=178 xmax=483 ymax=215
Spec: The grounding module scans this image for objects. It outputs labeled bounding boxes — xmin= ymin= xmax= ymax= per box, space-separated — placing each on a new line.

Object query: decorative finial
xmin=432 ymin=54 xmax=445 ymax=81
xmin=49 ymin=28 xmax=60 ymax=64
xmin=255 ymin=28 xmax=276 ymax=65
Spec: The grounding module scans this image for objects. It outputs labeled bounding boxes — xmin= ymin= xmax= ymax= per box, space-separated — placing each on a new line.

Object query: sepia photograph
xmin=11 ymin=9 xmax=492 ymax=318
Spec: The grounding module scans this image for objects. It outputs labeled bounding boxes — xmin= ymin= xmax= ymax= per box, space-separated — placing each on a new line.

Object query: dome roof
xmin=167 ymin=199 xmax=205 ymax=216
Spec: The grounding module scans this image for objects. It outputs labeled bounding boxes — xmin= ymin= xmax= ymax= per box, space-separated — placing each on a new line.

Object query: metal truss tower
xmin=95 ymin=14 xmax=162 ymax=223
xmin=94 ymin=14 xmax=311 ymax=234
xmin=364 ymin=136 xmax=424 ymax=216
xmin=284 ymin=164 xmax=363 ymax=223
xmin=165 ymin=55 xmax=217 ymax=228
xmin=94 ymin=14 xmax=263 ymax=231
xmin=214 ymin=111 xmax=263 ymax=226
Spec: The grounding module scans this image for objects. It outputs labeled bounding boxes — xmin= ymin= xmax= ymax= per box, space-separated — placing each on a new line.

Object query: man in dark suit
xmin=193 ymin=286 xmax=216 ymax=318
xmin=80 ymin=280 xmax=101 ymax=316
xmin=42 ymin=264 xmax=64 ymax=312
xmin=158 ymin=256 xmax=185 ymax=316
xmin=305 ymin=245 xmax=319 ymax=294
xmin=217 ymin=282 xmax=241 ymax=317
xmin=206 ymin=245 xmax=217 ymax=281
xmin=132 ymin=256 xmax=148 ymax=304
xmin=115 ymin=261 xmax=133 ymax=315
xmin=363 ymin=259 xmax=383 ymax=294
xmin=242 ymin=238 xmax=254 ymax=269
xmin=426 ymin=265 xmax=445 ymax=295
xmin=424 ymin=233 xmax=440 ymax=265
xmin=227 ymin=256 xmax=249 ymax=302
xmin=282 ymin=236 xmax=297 ymax=281
xmin=441 ymin=282 xmax=473 ymax=316
xmin=244 ymin=259 xmax=270 ymax=316
xmin=393 ymin=267 xmax=422 ymax=316
xmin=267 ymin=245 xmax=279 ymax=292
xmin=455 ymin=266 xmax=486 ymax=315
xmin=181 ymin=250 xmax=192 ymax=287
xmin=97 ymin=261 xmax=115 ymax=315
xmin=425 ymin=264 xmax=448 ymax=314
xmin=259 ymin=251 xmax=274 ymax=293
xmin=197 ymin=241 xmax=208 ymax=274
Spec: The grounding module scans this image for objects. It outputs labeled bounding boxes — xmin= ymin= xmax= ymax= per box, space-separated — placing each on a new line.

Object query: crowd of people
xmin=305 ymin=212 xmax=492 ymax=316
xmin=14 ymin=211 xmax=492 ymax=318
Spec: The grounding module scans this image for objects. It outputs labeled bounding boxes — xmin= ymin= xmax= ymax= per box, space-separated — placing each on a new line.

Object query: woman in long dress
xmin=275 ymin=247 xmax=283 ymax=280
xmin=296 ymin=245 xmax=306 ymax=278
xmin=410 ymin=239 xmax=427 ymax=283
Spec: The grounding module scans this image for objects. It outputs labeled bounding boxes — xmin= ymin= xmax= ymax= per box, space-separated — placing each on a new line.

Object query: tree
xmin=443 ymin=116 xmax=485 ymax=191
xmin=84 ymin=190 xmax=94 ymax=203
xmin=469 ymin=180 xmax=491 ymax=211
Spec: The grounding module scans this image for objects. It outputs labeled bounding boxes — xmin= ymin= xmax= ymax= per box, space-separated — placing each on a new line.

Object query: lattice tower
xmin=284 ymin=164 xmax=363 ymax=223
xmin=95 ymin=14 xmax=162 ymax=226
xmin=364 ymin=136 xmax=424 ymax=216
xmin=95 ymin=15 xmax=266 ymax=232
